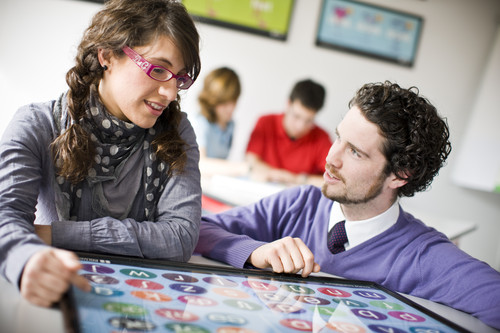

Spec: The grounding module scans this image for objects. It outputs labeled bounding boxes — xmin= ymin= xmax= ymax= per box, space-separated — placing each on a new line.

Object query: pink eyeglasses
xmin=122 ymin=46 xmax=193 ymax=90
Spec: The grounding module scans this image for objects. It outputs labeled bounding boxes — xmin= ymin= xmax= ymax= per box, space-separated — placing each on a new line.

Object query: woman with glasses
xmin=0 ymin=0 xmax=201 ymax=307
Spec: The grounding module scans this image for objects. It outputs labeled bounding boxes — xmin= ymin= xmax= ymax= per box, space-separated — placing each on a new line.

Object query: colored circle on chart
xmin=353 ymin=290 xmax=387 ymax=300
xmin=223 ymin=299 xmax=262 ymax=311
xmin=242 ymin=280 xmax=278 ymax=291
xmin=125 ymin=279 xmax=164 ymax=290
xmin=82 ymin=263 xmax=114 ymax=274
xmin=103 ymin=302 xmax=148 ymax=316
xmin=316 ymin=306 xmax=348 ymax=318
xmin=91 ymin=286 xmax=124 ymax=297
xmin=317 ymin=287 xmax=351 ymax=298
xmin=388 ymin=311 xmax=426 ymax=322
xmin=294 ymin=295 xmax=330 ymax=305
xmin=370 ymin=300 xmax=404 ymax=311
xmin=156 ymin=308 xmax=199 ymax=322
xmin=120 ymin=268 xmax=157 ymax=279
xmin=212 ymin=287 xmax=251 ymax=299
xmin=351 ymin=308 xmax=388 ymax=320
xmin=216 ymin=327 xmax=258 ymax=333
xmin=255 ymin=291 xmax=288 ymax=303
xmin=178 ymin=295 xmax=218 ymax=306
xmin=169 ymin=283 xmax=207 ymax=294
xmin=131 ymin=290 xmax=172 ymax=302
xmin=267 ymin=302 xmax=305 ymax=314
xmin=281 ymin=284 xmax=315 ymax=294
xmin=165 ymin=323 xmax=210 ymax=333
xmin=280 ymin=318 xmax=314 ymax=331
xmin=368 ymin=324 xmax=407 ymax=333
xmin=207 ymin=312 xmax=248 ymax=326
xmin=203 ymin=276 xmax=238 ymax=287
xmin=326 ymin=321 xmax=367 ymax=333
xmin=108 ymin=316 xmax=155 ymax=331
xmin=82 ymin=274 xmax=119 ymax=285
xmin=162 ymin=273 xmax=199 ymax=283
xmin=331 ymin=298 xmax=368 ymax=308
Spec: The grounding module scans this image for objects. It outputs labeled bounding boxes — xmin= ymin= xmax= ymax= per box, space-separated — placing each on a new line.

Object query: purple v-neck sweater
xmin=195 ymin=185 xmax=500 ymax=329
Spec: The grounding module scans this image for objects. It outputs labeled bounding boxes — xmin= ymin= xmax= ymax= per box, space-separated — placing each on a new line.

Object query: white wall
xmin=452 ymin=25 xmax=500 ymax=192
xmin=1 ymin=0 xmax=499 ymax=270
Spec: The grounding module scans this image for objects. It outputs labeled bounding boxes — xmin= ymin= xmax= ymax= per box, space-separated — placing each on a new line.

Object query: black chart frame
xmin=61 ymin=252 xmax=471 ymax=333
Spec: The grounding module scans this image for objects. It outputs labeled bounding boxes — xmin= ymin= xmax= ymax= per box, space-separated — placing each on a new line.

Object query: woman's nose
xmin=158 ymin=79 xmax=178 ymax=102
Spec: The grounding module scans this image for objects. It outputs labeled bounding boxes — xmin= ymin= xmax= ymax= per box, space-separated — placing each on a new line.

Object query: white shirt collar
xmin=328 ymin=200 xmax=400 ymax=250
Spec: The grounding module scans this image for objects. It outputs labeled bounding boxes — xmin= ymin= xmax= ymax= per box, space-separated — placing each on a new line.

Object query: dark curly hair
xmin=349 ymin=81 xmax=452 ymax=197
xmin=51 ymin=0 xmax=201 ymax=184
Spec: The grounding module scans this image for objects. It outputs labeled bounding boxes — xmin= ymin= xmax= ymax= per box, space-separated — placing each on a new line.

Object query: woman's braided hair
xmin=51 ymin=0 xmax=201 ymax=183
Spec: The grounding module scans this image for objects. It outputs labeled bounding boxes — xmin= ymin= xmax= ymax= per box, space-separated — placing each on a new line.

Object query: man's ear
xmin=388 ymin=171 xmax=409 ymax=190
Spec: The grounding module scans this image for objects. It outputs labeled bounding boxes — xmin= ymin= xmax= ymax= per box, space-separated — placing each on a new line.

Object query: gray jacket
xmin=0 ymin=97 xmax=201 ymax=286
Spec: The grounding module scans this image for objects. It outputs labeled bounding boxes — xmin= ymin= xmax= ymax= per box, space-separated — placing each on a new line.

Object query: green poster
xmin=182 ymin=0 xmax=294 ymax=39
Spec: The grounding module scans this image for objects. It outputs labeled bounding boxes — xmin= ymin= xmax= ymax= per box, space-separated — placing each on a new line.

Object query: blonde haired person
xmin=192 ymin=67 xmax=249 ymax=177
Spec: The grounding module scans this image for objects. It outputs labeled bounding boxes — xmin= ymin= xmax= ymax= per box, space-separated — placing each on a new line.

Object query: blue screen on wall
xmin=316 ymin=0 xmax=423 ymax=67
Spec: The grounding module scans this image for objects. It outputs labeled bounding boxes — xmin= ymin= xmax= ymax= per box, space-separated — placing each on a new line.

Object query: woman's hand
xmin=20 ymin=248 xmax=91 ymax=307
xmin=248 ymin=237 xmax=321 ymax=277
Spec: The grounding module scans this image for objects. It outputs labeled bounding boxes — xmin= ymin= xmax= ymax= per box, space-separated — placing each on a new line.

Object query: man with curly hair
xmin=196 ymin=81 xmax=500 ymax=329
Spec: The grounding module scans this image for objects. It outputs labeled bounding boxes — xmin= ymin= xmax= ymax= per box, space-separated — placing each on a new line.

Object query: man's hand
xmin=20 ymin=248 xmax=91 ymax=307
xmin=248 ymin=237 xmax=321 ymax=277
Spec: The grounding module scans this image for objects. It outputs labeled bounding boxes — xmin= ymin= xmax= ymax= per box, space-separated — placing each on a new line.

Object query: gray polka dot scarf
xmin=53 ymin=91 xmax=167 ymax=221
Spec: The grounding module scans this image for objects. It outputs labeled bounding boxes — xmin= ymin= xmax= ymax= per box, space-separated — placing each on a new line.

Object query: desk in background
xmin=201 ymin=174 xmax=286 ymax=207
xmin=201 ymin=175 xmax=477 ymax=244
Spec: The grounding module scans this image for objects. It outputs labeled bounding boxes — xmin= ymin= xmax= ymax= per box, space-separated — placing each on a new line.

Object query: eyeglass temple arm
xmin=122 ymin=46 xmax=153 ymax=75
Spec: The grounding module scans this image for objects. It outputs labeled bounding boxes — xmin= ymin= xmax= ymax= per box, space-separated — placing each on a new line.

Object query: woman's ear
xmin=97 ymin=48 xmax=112 ymax=70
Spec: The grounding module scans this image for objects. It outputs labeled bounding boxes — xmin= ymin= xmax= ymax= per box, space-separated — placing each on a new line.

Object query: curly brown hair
xmin=51 ymin=0 xmax=201 ymax=184
xmin=198 ymin=67 xmax=241 ymax=123
xmin=349 ymin=81 xmax=452 ymax=197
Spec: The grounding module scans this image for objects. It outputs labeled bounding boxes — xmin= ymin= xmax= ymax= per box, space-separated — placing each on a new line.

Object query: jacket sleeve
xmin=51 ymin=113 xmax=202 ymax=262
xmin=0 ymin=103 xmax=54 ymax=286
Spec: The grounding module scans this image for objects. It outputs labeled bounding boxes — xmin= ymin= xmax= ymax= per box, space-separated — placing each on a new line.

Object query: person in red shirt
xmin=246 ymin=79 xmax=332 ymax=186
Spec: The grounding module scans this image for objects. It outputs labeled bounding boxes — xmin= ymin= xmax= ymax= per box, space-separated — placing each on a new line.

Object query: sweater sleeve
xmin=414 ymin=239 xmax=500 ymax=330
xmin=195 ymin=185 xmax=319 ymax=268
xmin=195 ymin=216 xmax=267 ymax=268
